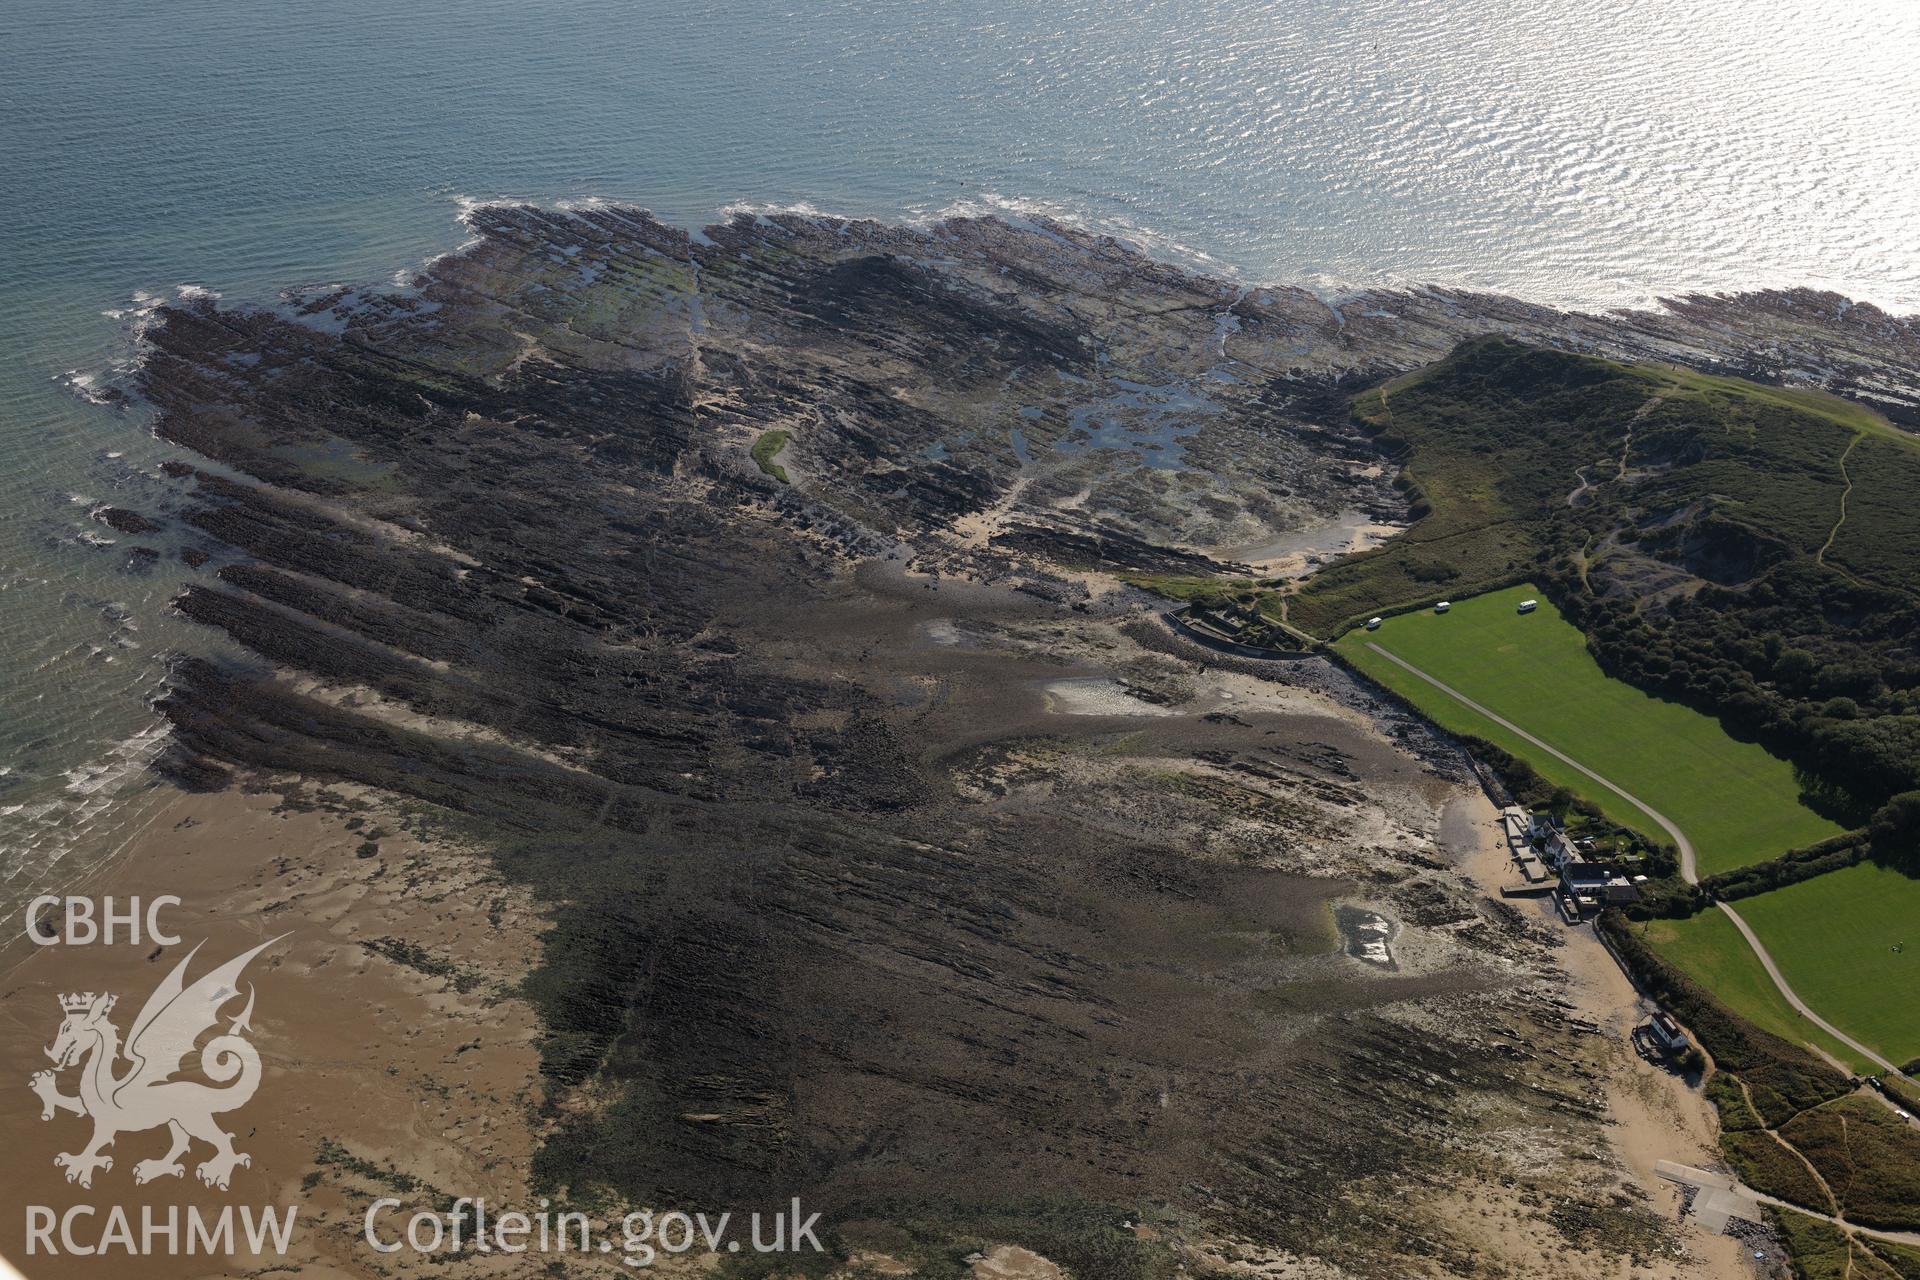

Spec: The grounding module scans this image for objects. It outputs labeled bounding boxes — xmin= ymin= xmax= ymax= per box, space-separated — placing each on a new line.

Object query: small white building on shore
xmin=1501 ymin=805 xmax=1531 ymax=847
xmin=1559 ymin=860 xmax=1642 ymax=919
xmin=1649 ymin=1013 xmax=1690 ymax=1054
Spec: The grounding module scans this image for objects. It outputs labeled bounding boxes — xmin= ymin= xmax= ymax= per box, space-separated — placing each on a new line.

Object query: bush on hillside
xmin=1871 ymin=791 xmax=1920 ymax=869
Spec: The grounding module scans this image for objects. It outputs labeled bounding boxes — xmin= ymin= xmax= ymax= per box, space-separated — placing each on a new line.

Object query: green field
xmin=1641 ymin=911 xmax=1874 ymax=1074
xmin=1730 ymin=863 xmax=1920 ymax=1068
xmin=1335 ymin=585 xmax=1842 ymax=874
xmin=1648 ymin=869 xmax=1920 ymax=1076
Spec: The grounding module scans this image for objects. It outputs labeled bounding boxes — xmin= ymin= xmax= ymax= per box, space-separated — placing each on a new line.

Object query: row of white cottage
xmin=1501 ymin=805 xmax=1645 ymax=920
xmin=1501 ymin=807 xmax=1689 ymax=1060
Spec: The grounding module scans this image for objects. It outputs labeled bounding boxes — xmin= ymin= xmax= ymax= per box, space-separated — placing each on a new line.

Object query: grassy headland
xmin=1293 ymin=339 xmax=1917 ymax=637
xmin=1292 ymin=338 xmax=1920 ymax=838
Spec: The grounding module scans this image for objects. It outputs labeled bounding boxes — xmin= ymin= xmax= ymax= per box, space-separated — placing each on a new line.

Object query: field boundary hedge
xmin=1699 ymin=829 xmax=1873 ymax=903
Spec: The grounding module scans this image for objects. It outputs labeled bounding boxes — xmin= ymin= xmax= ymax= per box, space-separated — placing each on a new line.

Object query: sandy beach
xmin=1442 ymin=792 xmax=1757 ymax=1280
xmin=0 ymin=781 xmax=546 ymax=1278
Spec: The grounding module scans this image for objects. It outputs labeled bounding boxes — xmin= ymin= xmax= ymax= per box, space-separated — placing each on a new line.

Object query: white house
xmin=1542 ymin=831 xmax=1579 ymax=869
xmin=1648 ymin=1013 xmax=1690 ymax=1054
xmin=1559 ymin=860 xmax=1641 ymax=918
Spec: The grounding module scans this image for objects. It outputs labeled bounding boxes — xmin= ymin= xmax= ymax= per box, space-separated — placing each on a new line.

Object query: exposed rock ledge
xmin=111 ymin=202 xmax=1918 ymax=1277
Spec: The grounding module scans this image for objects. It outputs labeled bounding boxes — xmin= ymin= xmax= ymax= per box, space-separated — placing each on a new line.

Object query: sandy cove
xmin=0 ymin=781 xmax=546 ymax=1279
xmin=1440 ymin=792 xmax=1758 ymax=1280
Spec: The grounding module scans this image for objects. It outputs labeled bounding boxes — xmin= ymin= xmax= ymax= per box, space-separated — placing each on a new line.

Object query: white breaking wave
xmin=0 ymin=719 xmax=170 ymax=899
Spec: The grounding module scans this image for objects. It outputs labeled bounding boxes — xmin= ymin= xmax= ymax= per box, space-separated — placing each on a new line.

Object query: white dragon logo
xmin=27 ymin=936 xmax=284 ymax=1191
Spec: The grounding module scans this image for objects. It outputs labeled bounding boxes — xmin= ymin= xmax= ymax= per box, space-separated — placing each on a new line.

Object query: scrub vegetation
xmin=1779 ymin=1095 xmax=1920 ymax=1231
xmin=1767 ymin=1208 xmax=1904 ymax=1280
xmin=1706 ymin=1075 xmax=1832 ymax=1213
xmin=751 ymin=428 xmax=792 ymax=483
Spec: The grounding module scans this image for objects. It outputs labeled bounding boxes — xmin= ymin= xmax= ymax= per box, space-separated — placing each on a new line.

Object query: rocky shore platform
xmin=54 ymin=201 xmax=1919 ymax=1277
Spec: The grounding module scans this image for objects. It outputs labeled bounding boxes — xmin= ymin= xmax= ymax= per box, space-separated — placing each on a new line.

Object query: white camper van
xmin=1517 ymin=598 xmax=1538 ymax=614
xmin=1434 ymin=601 xmax=1451 ymax=614
xmin=1365 ymin=617 xmax=1383 ymax=631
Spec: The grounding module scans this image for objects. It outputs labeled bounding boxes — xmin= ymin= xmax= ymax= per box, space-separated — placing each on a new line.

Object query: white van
xmin=1517 ymin=599 xmax=1538 ymax=614
xmin=1365 ymin=617 xmax=1383 ymax=631
xmin=1434 ymin=601 xmax=1451 ymax=614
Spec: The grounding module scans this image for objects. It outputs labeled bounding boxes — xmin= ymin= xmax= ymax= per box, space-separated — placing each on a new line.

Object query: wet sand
xmin=0 ymin=783 xmax=545 ymax=1279
xmin=1209 ymin=507 xmax=1404 ymax=579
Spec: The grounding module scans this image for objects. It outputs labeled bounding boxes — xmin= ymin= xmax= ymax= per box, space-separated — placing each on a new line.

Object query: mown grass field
xmin=1334 ymin=584 xmax=1841 ymax=874
xmin=1728 ymin=863 xmax=1920 ymax=1069
xmin=1640 ymin=911 xmax=1874 ymax=1075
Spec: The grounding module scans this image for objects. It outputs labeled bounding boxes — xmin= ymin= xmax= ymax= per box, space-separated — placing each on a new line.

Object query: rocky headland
xmin=44 ymin=202 xmax=1920 ymax=1277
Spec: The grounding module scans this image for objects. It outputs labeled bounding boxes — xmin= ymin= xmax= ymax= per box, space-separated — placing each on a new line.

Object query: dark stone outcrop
xmin=92 ymin=505 xmax=161 ymax=534
xmin=128 ymin=202 xmax=1920 ymax=1268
